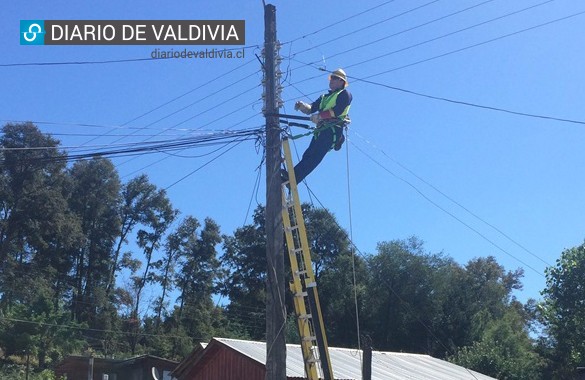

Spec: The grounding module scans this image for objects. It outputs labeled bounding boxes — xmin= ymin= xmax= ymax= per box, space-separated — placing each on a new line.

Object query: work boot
xmin=280 ymin=169 xmax=291 ymax=191
xmin=281 ymin=169 xmax=289 ymax=181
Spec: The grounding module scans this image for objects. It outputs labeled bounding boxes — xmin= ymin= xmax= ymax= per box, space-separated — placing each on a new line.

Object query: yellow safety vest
xmin=319 ymin=89 xmax=351 ymax=121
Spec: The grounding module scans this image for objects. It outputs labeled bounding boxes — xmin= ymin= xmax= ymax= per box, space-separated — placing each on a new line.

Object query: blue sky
xmin=3 ymin=0 xmax=585 ymax=306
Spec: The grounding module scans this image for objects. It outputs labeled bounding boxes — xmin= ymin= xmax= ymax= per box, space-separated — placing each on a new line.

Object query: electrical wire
xmin=285 ymin=5 xmax=585 ymax=128
xmin=0 ymin=119 xmax=203 ymax=133
xmin=120 ymin=111 xmax=261 ymax=179
xmin=0 ymin=128 xmax=263 ymax=165
xmin=290 ymin=0 xmax=443 ymax=57
xmin=0 ymin=316 xmax=211 ymax=341
xmin=350 ymin=140 xmax=544 ymax=277
xmin=358 ymin=9 xmax=585 ymax=78
xmin=79 ymin=58 xmax=259 ymax=147
xmin=352 ymin=131 xmax=552 ymax=267
xmin=283 ymin=2 xmax=580 ymax=87
xmin=351 ymin=75 xmax=585 ymax=127
xmin=0 ymin=45 xmax=260 ymax=68
xmin=283 ymin=0 xmax=398 ymax=45
xmin=164 ymin=137 xmax=248 ymax=190
xmin=104 ymin=70 xmax=261 ymax=147
xmin=302 ymin=0 xmax=553 ymax=67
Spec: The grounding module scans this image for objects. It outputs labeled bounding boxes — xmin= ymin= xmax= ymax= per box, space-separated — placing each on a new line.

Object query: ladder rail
xmin=282 ymin=196 xmax=320 ymax=380
xmin=281 ymin=138 xmax=334 ymax=380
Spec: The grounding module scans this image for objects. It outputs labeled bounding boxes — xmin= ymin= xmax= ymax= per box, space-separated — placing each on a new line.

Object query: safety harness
xmin=291 ymin=89 xmax=351 ymax=150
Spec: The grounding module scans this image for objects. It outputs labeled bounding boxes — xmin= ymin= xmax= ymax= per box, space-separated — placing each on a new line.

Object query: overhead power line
xmin=327 ymin=0 xmax=553 ymax=65
xmin=288 ymin=0 xmax=556 ymax=76
xmin=351 ymin=75 xmax=585 ymax=126
xmin=286 ymin=5 xmax=585 ymax=127
xmin=290 ymin=0 xmax=442 ymax=57
xmin=350 ymin=140 xmax=545 ymax=278
xmin=164 ymin=137 xmax=248 ymax=190
xmin=0 ymin=316 xmax=207 ymax=340
xmin=120 ymin=112 xmax=261 ymax=179
xmin=0 ymin=45 xmax=260 ymax=68
xmin=0 ymin=57 xmax=157 ymax=67
xmin=0 ymin=119 xmax=210 ymax=133
xmin=0 ymin=128 xmax=263 ymax=165
xmin=352 ymin=130 xmax=552 ymax=268
xmin=283 ymin=0 xmax=398 ymax=45
xmin=80 ymin=58 xmax=259 ymax=147
xmin=357 ymin=9 xmax=585 ymax=78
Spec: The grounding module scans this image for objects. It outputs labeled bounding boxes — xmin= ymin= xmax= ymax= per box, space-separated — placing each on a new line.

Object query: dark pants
xmin=293 ymin=125 xmax=342 ymax=183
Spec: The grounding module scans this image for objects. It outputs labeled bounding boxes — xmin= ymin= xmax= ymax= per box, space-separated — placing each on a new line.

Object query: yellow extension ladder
xmin=281 ymin=138 xmax=334 ymax=380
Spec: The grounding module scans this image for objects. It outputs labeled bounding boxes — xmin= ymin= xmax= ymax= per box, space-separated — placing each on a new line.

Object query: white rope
xmin=345 ymin=128 xmax=362 ymax=360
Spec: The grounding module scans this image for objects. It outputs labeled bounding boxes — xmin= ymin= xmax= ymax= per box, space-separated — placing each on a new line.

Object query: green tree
xmin=0 ymin=123 xmax=85 ymax=370
xmin=107 ymin=174 xmax=161 ymax=295
xmin=363 ymin=237 xmax=449 ymax=354
xmin=449 ymin=307 xmax=544 ymax=380
xmin=0 ymin=294 xmax=85 ymax=370
xmin=303 ymin=205 xmax=350 ymax=279
xmin=221 ymin=206 xmax=267 ymax=339
xmin=68 ymin=157 xmax=121 ymax=333
xmin=0 ymin=123 xmax=77 ymax=312
xmin=127 ymin=184 xmax=176 ymax=354
xmin=436 ymin=255 xmax=525 ymax=356
xmin=318 ymin=249 xmax=368 ymax=348
xmin=361 ymin=237 xmax=532 ymax=361
xmin=301 ymin=205 xmax=367 ymax=348
xmin=129 ymin=181 xmax=177 ymax=317
xmin=540 ymin=242 xmax=585 ymax=378
xmin=174 ymin=217 xmax=222 ymax=342
xmin=153 ymin=217 xmax=198 ymax=329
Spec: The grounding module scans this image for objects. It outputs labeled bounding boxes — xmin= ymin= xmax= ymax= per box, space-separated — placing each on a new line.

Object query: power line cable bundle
xmin=0 ymin=128 xmax=263 ymax=165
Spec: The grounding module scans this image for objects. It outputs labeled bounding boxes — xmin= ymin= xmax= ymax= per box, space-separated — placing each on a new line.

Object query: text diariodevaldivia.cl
xmin=150 ymin=48 xmax=245 ymax=59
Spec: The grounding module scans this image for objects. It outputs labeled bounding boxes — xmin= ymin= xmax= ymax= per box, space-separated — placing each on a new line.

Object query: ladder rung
xmin=302 ymin=336 xmax=317 ymax=342
xmin=295 ymin=269 xmax=307 ymax=276
xmin=291 ymin=275 xmax=303 ymax=282
xmin=297 ymin=313 xmax=312 ymax=320
xmin=306 ymin=282 xmax=317 ymax=288
xmin=285 ymin=225 xmax=299 ymax=232
xmin=295 ymin=291 xmax=308 ymax=297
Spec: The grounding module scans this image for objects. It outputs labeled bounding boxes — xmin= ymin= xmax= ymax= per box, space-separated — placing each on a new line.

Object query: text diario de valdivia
xmin=44 ymin=20 xmax=245 ymax=45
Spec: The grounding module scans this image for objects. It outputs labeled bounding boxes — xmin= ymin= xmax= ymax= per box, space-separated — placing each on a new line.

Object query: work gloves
xmin=310 ymin=114 xmax=321 ymax=124
xmin=296 ymin=101 xmax=336 ymax=124
xmin=294 ymin=101 xmax=312 ymax=115
xmin=310 ymin=110 xmax=335 ymax=124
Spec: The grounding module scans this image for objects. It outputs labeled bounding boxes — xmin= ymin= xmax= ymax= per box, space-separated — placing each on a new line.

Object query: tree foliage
xmin=540 ymin=243 xmax=585 ymax=378
xmin=449 ymin=307 xmax=544 ymax=379
xmin=0 ymin=123 xmax=227 ymax=373
xmin=0 ymin=122 xmax=573 ymax=380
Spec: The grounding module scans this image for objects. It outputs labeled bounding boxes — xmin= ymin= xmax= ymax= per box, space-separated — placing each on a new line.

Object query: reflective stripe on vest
xmin=318 ymin=89 xmax=351 ymax=120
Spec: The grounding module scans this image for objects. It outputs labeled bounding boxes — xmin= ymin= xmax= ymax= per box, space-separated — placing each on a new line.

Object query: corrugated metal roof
xmin=214 ymin=337 xmax=497 ymax=380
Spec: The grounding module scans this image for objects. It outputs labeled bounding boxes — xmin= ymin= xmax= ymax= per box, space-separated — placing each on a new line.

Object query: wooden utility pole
xmin=263 ymin=3 xmax=286 ymax=380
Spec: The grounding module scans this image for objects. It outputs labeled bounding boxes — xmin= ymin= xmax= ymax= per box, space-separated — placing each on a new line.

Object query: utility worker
xmin=285 ymin=68 xmax=352 ymax=184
